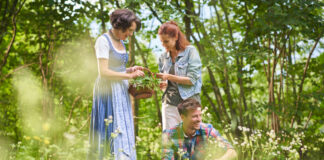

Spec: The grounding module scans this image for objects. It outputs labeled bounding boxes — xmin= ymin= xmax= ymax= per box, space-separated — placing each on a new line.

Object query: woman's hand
xmin=129 ymin=70 xmax=145 ymax=79
xmin=126 ymin=66 xmax=144 ymax=73
xmin=156 ymin=73 xmax=169 ymax=91
xmin=159 ymin=81 xmax=167 ymax=91
xmin=132 ymin=66 xmax=144 ymax=71
xmin=156 ymin=73 xmax=193 ymax=85
xmin=156 ymin=73 xmax=169 ymax=81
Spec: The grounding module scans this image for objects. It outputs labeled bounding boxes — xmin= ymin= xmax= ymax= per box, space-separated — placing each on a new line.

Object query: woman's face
xmin=117 ymin=21 xmax=137 ymax=40
xmin=159 ymin=34 xmax=177 ymax=52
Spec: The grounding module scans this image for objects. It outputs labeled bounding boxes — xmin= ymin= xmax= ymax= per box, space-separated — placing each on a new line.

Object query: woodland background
xmin=0 ymin=0 xmax=323 ymax=159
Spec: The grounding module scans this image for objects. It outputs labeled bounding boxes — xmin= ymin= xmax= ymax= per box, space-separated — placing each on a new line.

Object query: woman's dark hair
xmin=158 ymin=21 xmax=190 ymax=51
xmin=110 ymin=9 xmax=141 ymax=32
xmin=177 ymin=98 xmax=201 ymax=116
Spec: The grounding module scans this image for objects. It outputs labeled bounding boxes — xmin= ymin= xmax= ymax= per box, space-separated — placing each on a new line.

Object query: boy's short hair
xmin=177 ymin=98 xmax=201 ymax=116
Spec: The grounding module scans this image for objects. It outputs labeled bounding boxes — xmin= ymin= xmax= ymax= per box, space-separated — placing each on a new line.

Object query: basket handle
xmin=142 ymin=68 xmax=154 ymax=78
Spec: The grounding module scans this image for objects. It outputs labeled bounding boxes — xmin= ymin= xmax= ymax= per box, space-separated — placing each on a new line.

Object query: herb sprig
xmin=129 ymin=71 xmax=160 ymax=90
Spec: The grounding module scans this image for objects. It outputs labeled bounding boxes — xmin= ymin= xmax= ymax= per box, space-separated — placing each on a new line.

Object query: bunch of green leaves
xmin=129 ymin=72 xmax=160 ymax=90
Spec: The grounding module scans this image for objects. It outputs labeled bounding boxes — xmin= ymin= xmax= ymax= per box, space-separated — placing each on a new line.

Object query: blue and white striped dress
xmin=89 ymin=33 xmax=136 ymax=160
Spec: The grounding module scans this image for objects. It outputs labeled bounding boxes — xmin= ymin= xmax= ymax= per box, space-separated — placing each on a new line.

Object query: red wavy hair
xmin=158 ymin=21 xmax=190 ymax=51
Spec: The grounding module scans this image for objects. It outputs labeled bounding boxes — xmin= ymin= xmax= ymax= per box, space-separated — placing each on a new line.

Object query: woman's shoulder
xmin=186 ymin=45 xmax=195 ymax=49
xmin=185 ymin=45 xmax=197 ymax=51
xmin=96 ymin=34 xmax=109 ymax=43
xmin=95 ymin=34 xmax=107 ymax=45
xmin=95 ymin=34 xmax=111 ymax=49
xmin=185 ymin=45 xmax=199 ymax=55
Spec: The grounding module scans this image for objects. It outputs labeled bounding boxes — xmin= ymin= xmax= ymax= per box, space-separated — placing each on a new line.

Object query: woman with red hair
xmin=156 ymin=21 xmax=202 ymax=130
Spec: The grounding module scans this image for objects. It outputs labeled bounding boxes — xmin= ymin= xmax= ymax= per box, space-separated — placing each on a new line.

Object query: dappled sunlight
xmin=13 ymin=69 xmax=44 ymax=136
xmin=55 ymin=38 xmax=97 ymax=95
xmin=13 ymin=69 xmax=64 ymax=137
xmin=10 ymin=65 xmax=91 ymax=159
xmin=0 ymin=137 xmax=12 ymax=160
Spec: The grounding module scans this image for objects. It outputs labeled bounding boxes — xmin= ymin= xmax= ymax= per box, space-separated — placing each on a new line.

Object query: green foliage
xmin=136 ymin=126 xmax=162 ymax=159
xmin=129 ymin=73 xmax=160 ymax=90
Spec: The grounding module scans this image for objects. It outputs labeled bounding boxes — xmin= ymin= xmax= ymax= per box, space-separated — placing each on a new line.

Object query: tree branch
xmin=144 ymin=1 xmax=163 ymax=24
xmin=66 ymin=96 xmax=82 ymax=126
xmin=0 ymin=0 xmax=26 ymax=74
xmin=201 ymin=85 xmax=222 ymax=122
xmin=0 ymin=63 xmax=36 ymax=82
xmin=290 ymin=36 xmax=321 ymax=127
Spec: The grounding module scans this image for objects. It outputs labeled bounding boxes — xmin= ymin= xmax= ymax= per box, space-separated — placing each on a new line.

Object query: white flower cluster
xmin=104 ymin=115 xmax=113 ymax=126
xmin=201 ymin=106 xmax=208 ymax=115
xmin=177 ymin=148 xmax=187 ymax=159
xmin=223 ymin=124 xmax=231 ymax=133
xmin=266 ymin=130 xmax=276 ymax=139
xmin=238 ymin=126 xmax=250 ymax=132
xmin=249 ymin=129 xmax=262 ymax=142
xmin=111 ymin=127 xmax=121 ymax=138
xmin=202 ymin=106 xmax=214 ymax=123
xmin=233 ymin=125 xmax=320 ymax=159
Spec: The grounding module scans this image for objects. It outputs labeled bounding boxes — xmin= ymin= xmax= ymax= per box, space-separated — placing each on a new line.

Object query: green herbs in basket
xmin=129 ymin=74 xmax=160 ymax=90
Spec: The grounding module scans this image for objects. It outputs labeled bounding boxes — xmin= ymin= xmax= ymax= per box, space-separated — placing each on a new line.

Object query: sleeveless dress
xmin=89 ymin=33 xmax=136 ymax=160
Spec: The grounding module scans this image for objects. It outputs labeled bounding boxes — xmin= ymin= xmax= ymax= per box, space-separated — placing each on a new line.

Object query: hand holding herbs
xmin=129 ymin=70 xmax=145 ymax=79
xmin=129 ymin=71 xmax=160 ymax=91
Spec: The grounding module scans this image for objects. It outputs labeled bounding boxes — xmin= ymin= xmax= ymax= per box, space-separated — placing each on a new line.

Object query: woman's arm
xmin=185 ymin=46 xmax=202 ymax=85
xmin=126 ymin=66 xmax=144 ymax=73
xmin=156 ymin=47 xmax=201 ymax=86
xmin=156 ymin=73 xmax=193 ymax=85
xmin=98 ymin=59 xmax=144 ymax=79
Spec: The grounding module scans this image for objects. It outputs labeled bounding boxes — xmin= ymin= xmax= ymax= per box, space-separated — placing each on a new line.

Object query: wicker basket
xmin=128 ymin=68 xmax=155 ymax=99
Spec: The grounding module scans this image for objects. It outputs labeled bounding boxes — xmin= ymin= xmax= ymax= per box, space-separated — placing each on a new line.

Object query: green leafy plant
xmin=129 ymin=71 xmax=160 ymax=91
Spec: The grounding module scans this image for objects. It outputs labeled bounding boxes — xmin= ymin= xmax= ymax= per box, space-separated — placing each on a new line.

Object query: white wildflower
xmin=238 ymin=126 xmax=242 ymax=131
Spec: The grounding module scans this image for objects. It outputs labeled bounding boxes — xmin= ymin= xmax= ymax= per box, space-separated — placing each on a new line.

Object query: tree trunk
xmin=201 ymin=85 xmax=222 ymax=122
xmin=290 ymin=36 xmax=321 ymax=127
xmin=207 ymin=67 xmax=230 ymax=123
xmin=134 ymin=39 xmax=162 ymax=124
xmin=99 ymin=0 xmax=106 ymax=34
xmin=219 ymin=0 xmax=247 ymax=127
xmin=0 ymin=0 xmax=18 ymax=45
xmin=128 ymin=34 xmax=139 ymax=136
xmin=183 ymin=0 xmax=193 ymax=41
xmin=0 ymin=0 xmax=25 ymax=75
